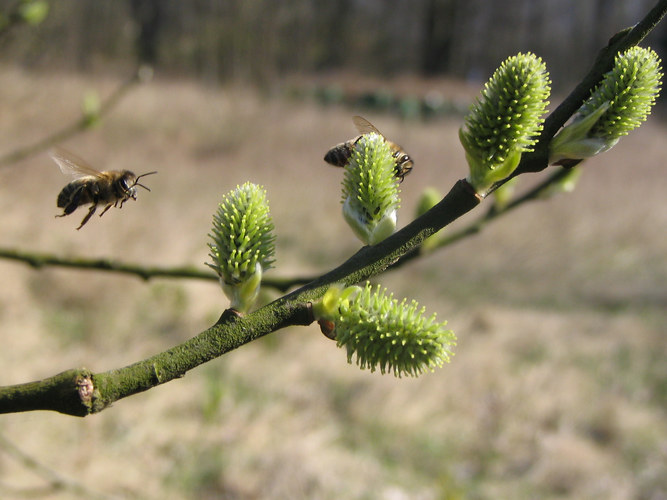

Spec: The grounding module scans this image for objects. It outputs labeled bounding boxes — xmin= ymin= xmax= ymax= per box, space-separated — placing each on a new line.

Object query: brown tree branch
xmin=0 ymin=1 xmax=665 ymax=416
xmin=0 ymin=168 xmax=583 ymax=291
xmin=0 ymin=247 xmax=318 ymax=292
xmin=0 ymin=180 xmax=480 ymax=416
xmin=513 ymin=0 xmax=667 ymax=179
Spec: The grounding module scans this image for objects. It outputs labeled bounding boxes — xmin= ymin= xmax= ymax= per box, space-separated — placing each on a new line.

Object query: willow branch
xmin=2 ymin=4 xmax=664 ymax=284
xmin=0 ymin=66 xmax=148 ymax=168
xmin=515 ymin=0 xmax=667 ymax=178
xmin=0 ymin=180 xmax=481 ymax=416
xmin=0 ymin=247 xmax=319 ymax=292
xmin=0 ymin=247 xmax=218 ymax=281
xmin=1 ymin=2 xmax=665 ymax=416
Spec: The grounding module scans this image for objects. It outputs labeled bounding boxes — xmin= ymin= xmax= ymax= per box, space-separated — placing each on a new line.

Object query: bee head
xmin=120 ymin=170 xmax=158 ymax=199
xmin=398 ymin=154 xmax=412 ymax=167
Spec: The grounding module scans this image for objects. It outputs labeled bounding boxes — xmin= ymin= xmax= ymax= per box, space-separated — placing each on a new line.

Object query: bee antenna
xmin=133 ymin=171 xmax=158 ymax=191
xmin=136 ymin=171 xmax=158 ymax=181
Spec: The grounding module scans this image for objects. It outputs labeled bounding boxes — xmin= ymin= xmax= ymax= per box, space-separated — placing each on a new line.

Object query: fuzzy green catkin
xmin=341 ymin=133 xmax=400 ymax=244
xmin=548 ymin=46 xmax=662 ymax=165
xmin=207 ymin=182 xmax=275 ymax=285
xmin=580 ymin=46 xmax=662 ymax=141
xmin=334 ymin=283 xmax=456 ymax=377
xmin=461 ymin=52 xmax=551 ymax=167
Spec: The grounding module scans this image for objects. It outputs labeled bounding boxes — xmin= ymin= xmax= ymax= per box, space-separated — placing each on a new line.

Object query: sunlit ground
xmin=0 ymin=65 xmax=665 ymax=499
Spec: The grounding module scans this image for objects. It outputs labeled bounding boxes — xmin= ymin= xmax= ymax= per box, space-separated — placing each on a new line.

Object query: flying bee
xmin=324 ymin=115 xmax=414 ymax=181
xmin=51 ymin=147 xmax=157 ymax=230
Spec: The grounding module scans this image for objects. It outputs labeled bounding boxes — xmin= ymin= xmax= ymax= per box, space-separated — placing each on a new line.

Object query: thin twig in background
xmin=0 ymin=433 xmax=123 ymax=500
xmin=0 ymin=66 xmax=150 ymax=169
xmin=0 ymin=247 xmax=316 ymax=292
xmin=0 ymin=247 xmax=218 ymax=281
xmin=0 ymin=167 xmax=573 ymax=290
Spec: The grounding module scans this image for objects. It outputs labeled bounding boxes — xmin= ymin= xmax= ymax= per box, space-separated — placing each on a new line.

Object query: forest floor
xmin=0 ymin=66 xmax=665 ymax=500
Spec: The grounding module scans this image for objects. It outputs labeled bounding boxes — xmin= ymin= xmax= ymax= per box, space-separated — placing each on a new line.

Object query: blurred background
xmin=3 ymin=0 xmax=667 ymax=91
xmin=0 ymin=1 xmax=666 ymax=499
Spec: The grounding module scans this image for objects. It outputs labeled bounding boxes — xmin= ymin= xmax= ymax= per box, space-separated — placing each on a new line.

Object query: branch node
xmin=216 ymin=308 xmax=244 ymax=325
xmin=152 ymin=363 xmax=164 ymax=383
xmin=318 ymin=319 xmax=337 ymax=340
xmin=75 ymin=374 xmax=94 ymax=403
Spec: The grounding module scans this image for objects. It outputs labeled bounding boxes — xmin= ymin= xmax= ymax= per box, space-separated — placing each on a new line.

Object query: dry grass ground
xmin=0 ymin=66 xmax=665 ymax=500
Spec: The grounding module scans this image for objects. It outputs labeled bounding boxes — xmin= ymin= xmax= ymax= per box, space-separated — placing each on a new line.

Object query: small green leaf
xmin=81 ymin=90 xmax=101 ymax=128
xmin=537 ymin=167 xmax=583 ymax=198
xmin=492 ymin=177 xmax=519 ymax=210
xmin=19 ymin=1 xmax=49 ymax=25
xmin=415 ymin=187 xmax=444 ymax=251
xmin=415 ymin=187 xmax=441 ymax=218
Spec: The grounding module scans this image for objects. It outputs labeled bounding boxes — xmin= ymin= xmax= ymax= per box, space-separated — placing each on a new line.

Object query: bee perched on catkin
xmin=325 ymin=116 xmax=414 ymax=181
xmin=312 ymin=283 xmax=456 ymax=378
xmin=207 ymin=182 xmax=275 ymax=313
xmin=341 ymin=132 xmax=401 ymax=245
xmin=51 ymin=147 xmax=157 ymax=230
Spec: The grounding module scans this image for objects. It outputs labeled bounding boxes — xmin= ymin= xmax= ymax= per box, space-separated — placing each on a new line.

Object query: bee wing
xmin=50 ymin=146 xmax=104 ymax=179
xmin=352 ymin=115 xmax=382 ymax=136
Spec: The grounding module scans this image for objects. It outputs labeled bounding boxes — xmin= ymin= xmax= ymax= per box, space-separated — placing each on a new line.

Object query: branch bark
xmin=0 ymin=180 xmax=480 ymax=416
xmin=1 ymin=0 xmax=665 ymax=416
xmin=0 ymin=247 xmax=317 ymax=292
xmin=514 ymin=0 xmax=667 ymax=178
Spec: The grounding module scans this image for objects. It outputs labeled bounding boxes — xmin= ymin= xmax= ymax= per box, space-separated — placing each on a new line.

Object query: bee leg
xmin=56 ymin=204 xmax=76 ymax=218
xmin=56 ymin=188 xmax=85 ymax=218
xmin=76 ymin=204 xmax=97 ymax=230
xmin=56 ymin=202 xmax=77 ymax=217
xmin=99 ymin=204 xmax=114 ymax=218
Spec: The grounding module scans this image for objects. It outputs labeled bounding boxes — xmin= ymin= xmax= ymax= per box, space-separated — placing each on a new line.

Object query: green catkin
xmin=333 ymin=283 xmax=456 ymax=377
xmin=460 ymin=52 xmax=551 ymax=168
xmin=207 ymin=182 xmax=275 ymax=311
xmin=341 ymin=134 xmax=400 ymax=244
xmin=460 ymin=52 xmax=551 ymax=192
xmin=581 ymin=46 xmax=662 ymax=141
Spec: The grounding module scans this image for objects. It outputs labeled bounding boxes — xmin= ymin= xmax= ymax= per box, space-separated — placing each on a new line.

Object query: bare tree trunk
xmin=129 ymin=0 xmax=163 ymax=65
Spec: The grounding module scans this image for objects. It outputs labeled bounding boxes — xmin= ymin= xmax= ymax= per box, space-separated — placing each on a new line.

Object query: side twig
xmin=0 ymin=247 xmax=321 ymax=292
xmin=0 ymin=66 xmax=149 ymax=169
xmin=0 ymin=433 xmax=120 ymax=500
xmin=0 ymin=180 xmax=480 ymax=416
